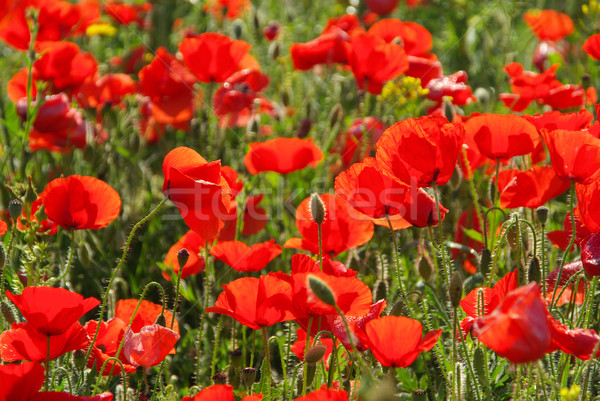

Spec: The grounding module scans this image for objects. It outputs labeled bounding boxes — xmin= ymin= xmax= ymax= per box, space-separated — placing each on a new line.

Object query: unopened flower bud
xmin=8 ymin=199 xmax=23 ymax=221
xmin=305 ymin=344 xmax=327 ymax=365
xmin=213 ymin=372 xmax=228 ymax=385
xmin=154 ymin=314 xmax=166 ymax=327
xmin=304 ymin=363 xmax=316 ymax=386
xmin=536 ymin=206 xmax=548 ymax=225
xmin=1 ymin=301 xmax=16 ymax=325
xmin=329 ymin=103 xmax=343 ymax=127
xmin=582 ymin=74 xmax=592 ymax=90
xmin=389 ymin=299 xmax=404 ymax=316
xmin=374 ymin=280 xmax=387 ymax=302
xmin=268 ymin=41 xmax=280 ymax=60
xmin=528 ymin=256 xmax=541 ymax=283
xmin=309 ymin=193 xmax=326 ymax=225
xmin=449 ymin=271 xmax=463 ymax=309
xmin=25 ymin=176 xmax=37 ymax=204
xmin=473 ymin=347 xmax=487 ymax=386
xmin=507 ymin=224 xmax=518 ymax=250
xmin=308 ymin=274 xmax=336 ymax=307
xmin=73 ymin=349 xmax=87 ymax=371
xmin=177 ymin=248 xmax=190 ymax=268
xmin=418 ymin=256 xmax=432 ymax=281
xmin=443 ymin=99 xmax=454 ymax=122
xmin=0 ymin=243 xmax=5 ymax=269
xmin=296 ymin=118 xmax=312 ymax=138
xmin=232 ymin=19 xmax=244 ymax=40
xmin=479 ymin=248 xmax=491 ymax=275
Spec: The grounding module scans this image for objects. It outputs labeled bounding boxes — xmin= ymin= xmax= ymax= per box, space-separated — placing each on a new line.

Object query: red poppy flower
xmin=213 ymin=69 xmax=275 ymax=128
xmin=365 ymin=0 xmax=399 ymax=15
xmin=122 ymin=324 xmax=179 ymax=368
xmin=39 ymin=175 xmax=121 ymax=230
xmin=330 ymin=117 xmax=385 ymax=170
xmin=179 ymin=33 xmax=251 ymax=83
xmin=405 ymin=56 xmax=443 ymax=87
xmin=28 ymin=392 xmax=114 ymax=401
xmin=6 ymin=286 xmax=99 ymax=336
xmin=463 ymin=114 xmax=539 ymax=160
xmin=291 ymin=29 xmax=351 ymax=70
xmin=545 ymin=260 xmax=585 ymax=306
xmin=284 ymin=194 xmax=374 ymax=257
xmin=162 ymin=230 xmax=206 ymax=281
xmin=162 ymin=146 xmax=232 ymax=240
xmin=541 ymin=129 xmax=600 ymax=185
xmin=0 ymin=322 xmax=89 ymax=363
xmin=327 ymin=299 xmax=387 ymax=351
xmin=244 ymin=138 xmax=323 ymax=175
xmin=583 ymin=231 xmax=600 ymax=277
xmin=472 ymin=283 xmax=551 ymax=363
xmin=522 ymin=110 xmax=594 ymax=133
xmin=104 ymin=1 xmax=152 ymax=26
xmin=181 ymin=384 xmax=262 ymax=401
xmin=114 ymin=299 xmax=179 ymax=337
xmin=203 ymin=0 xmax=250 ymax=20
xmin=499 ymin=63 xmax=558 ymax=112
xmin=368 ymin=18 xmax=433 ymax=59
xmin=356 ymin=315 xmax=442 ymax=367
xmin=335 ymin=157 xmax=447 ymax=229
xmin=376 ymin=115 xmax=465 ymax=187
xmin=291 ymin=253 xmax=357 ymax=278
xmin=0 ymin=361 xmax=45 ymax=401
xmin=583 ymin=33 xmax=600 ymax=60
xmin=263 ymin=21 xmax=280 ymax=41
xmin=547 ymin=317 xmax=600 ymax=361
xmin=76 ymin=73 xmax=135 ymax=110
xmin=577 ymin=180 xmax=600 ymax=233
xmin=344 ymin=32 xmax=408 ymax=94
xmin=139 ymin=47 xmax=198 ymax=125
xmin=84 ymin=317 xmax=136 ymax=375
xmin=547 ymin=212 xmax=592 ymax=251
xmin=425 ymin=71 xmax=474 ymax=111
xmin=453 ymin=208 xmax=482 ymax=274
xmin=323 ymin=14 xmax=363 ymax=35
xmin=291 ymin=328 xmax=334 ymax=368
xmin=33 ymin=41 xmax=97 ymax=94
xmin=294 ymin=389 xmax=348 ymax=401
xmin=210 ymin=240 xmax=282 ymax=272
xmin=206 ymin=274 xmax=297 ymax=330
xmin=542 ymin=83 xmax=596 ymax=110
xmin=497 ymin=166 xmax=570 ymax=209
xmin=241 ymin=194 xmax=268 ymax=236
xmin=523 ymin=10 xmax=574 ymax=41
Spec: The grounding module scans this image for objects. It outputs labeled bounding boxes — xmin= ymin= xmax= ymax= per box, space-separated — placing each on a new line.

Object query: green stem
xmin=432 ymin=183 xmax=451 ymax=294
xmin=44 ymin=335 xmax=51 ymax=391
xmin=56 ymin=230 xmax=76 ymax=284
xmin=262 ymin=327 xmax=272 ymax=401
xmin=302 ymin=316 xmax=313 ymax=396
xmin=211 ymin=315 xmax=225 ymax=378
xmin=387 ymin=216 xmax=415 ymax=318
xmin=171 ymin=257 xmax=185 ymax=330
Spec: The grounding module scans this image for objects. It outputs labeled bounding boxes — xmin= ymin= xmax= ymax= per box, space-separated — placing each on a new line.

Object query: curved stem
xmin=56 ymin=230 xmax=76 ymax=284
xmin=262 ymin=327 xmax=272 ymax=400
xmin=432 ymin=183 xmax=450 ymax=294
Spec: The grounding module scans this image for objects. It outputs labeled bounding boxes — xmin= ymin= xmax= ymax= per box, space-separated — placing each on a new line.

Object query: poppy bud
xmin=73 ymin=349 xmax=87 ymax=371
xmin=507 ymin=224 xmax=518 ymax=250
xmin=177 ymin=248 xmax=190 ymax=268
xmin=309 ymin=193 xmax=326 ymax=225
xmin=281 ymin=90 xmax=290 ymax=107
xmin=488 ymin=179 xmax=496 ymax=203
xmin=473 ymin=347 xmax=487 ymax=387
xmin=582 ymin=74 xmax=592 ymax=90
xmin=329 ymin=103 xmax=343 ymax=127
xmin=479 ymin=248 xmax=491 ymax=275
xmin=268 ymin=41 xmax=280 ymax=60
xmin=296 ymin=118 xmax=313 ymax=138
xmin=212 ymin=372 xmax=228 ymax=385
xmin=449 ymin=271 xmax=463 ymax=308
xmin=228 ymin=349 xmax=242 ymax=388
xmin=1 ymin=301 xmax=16 ymax=325
xmin=536 ymin=206 xmax=548 ymax=225
xmin=230 ymin=348 xmax=242 ymax=366
xmin=0 ymin=242 xmax=5 ymax=269
xmin=232 ymin=19 xmax=244 ymax=40
xmin=412 ymin=390 xmax=427 ymax=401
xmin=418 ymin=256 xmax=432 ymax=281
xmin=263 ymin=21 xmax=280 ymax=41
xmin=443 ymin=99 xmax=455 ymax=122
xmin=25 ymin=176 xmax=37 ymax=204
xmin=240 ymin=367 xmax=257 ymax=389
xmin=154 ymin=314 xmax=167 ymax=327
xmin=473 ymin=87 xmax=490 ymax=105
xmin=8 ymin=199 xmax=23 ymax=221
xmin=308 ymin=274 xmax=336 ymax=307
xmin=304 ymin=363 xmax=317 ymax=386
xmin=374 ymin=280 xmax=388 ymax=302
xmin=305 ymin=344 xmax=327 ymax=365
xmin=528 ymin=256 xmax=541 ymax=283
xmin=389 ymin=299 xmax=404 ymax=316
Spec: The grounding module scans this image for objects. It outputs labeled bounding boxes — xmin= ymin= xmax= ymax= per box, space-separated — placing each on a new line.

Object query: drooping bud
xmin=528 ymin=256 xmax=541 ymax=283
xmin=418 ymin=256 xmax=432 ymax=281
xmin=536 ymin=206 xmax=548 ymax=226
xmin=507 ymin=224 xmax=518 ymax=250
xmin=473 ymin=347 xmax=487 ymax=387
xmin=309 ymin=193 xmax=326 ymax=225
xmin=8 ymin=199 xmax=23 ymax=221
xmin=177 ymin=248 xmax=190 ymax=268
xmin=479 ymin=248 xmax=491 ymax=275
xmin=449 ymin=271 xmax=463 ymax=309
xmin=308 ymin=274 xmax=336 ymax=307
xmin=305 ymin=344 xmax=327 ymax=365
xmin=389 ymin=299 xmax=404 ymax=316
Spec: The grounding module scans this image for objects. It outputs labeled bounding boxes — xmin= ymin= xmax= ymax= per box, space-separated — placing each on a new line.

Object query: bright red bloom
xmin=241 ymin=194 xmax=268 ymax=236
xmin=472 ymin=283 xmax=551 ymax=363
xmin=0 ymin=322 xmax=89 ymax=363
xmin=210 ymin=240 xmax=282 ymax=272
xmin=523 ymin=9 xmax=574 ymax=41
xmin=104 ymin=1 xmax=151 ymax=26
xmin=547 ymin=318 xmax=600 ymax=361
xmin=77 ymin=73 xmax=135 ymax=110
xmin=84 ymin=317 xmax=136 ymax=375
xmin=425 ymin=71 xmax=474 ymax=111
xmin=366 ymin=0 xmax=399 ymax=15
xmin=203 ymin=0 xmax=250 ymax=20
xmin=263 ymin=21 xmax=280 ymax=41
xmin=0 ymin=361 xmax=45 ymax=401
xmin=327 ymin=299 xmax=387 ymax=351
xmin=542 ymin=83 xmax=596 ymax=110
xmin=323 ymin=14 xmax=363 ymax=35
xmin=499 ymin=63 xmax=558 ymax=112
xmin=244 ymin=137 xmax=323 ymax=175
xmin=357 ymin=316 xmax=441 ymax=367
xmin=162 ymin=147 xmax=232 ymax=240
xmin=291 ymin=253 xmax=357 ymax=278
xmin=335 ymin=157 xmax=447 ymax=229
xmin=541 ymin=129 xmax=600 ymax=185
xmin=139 ymin=47 xmax=198 ymax=125
xmin=405 ymin=56 xmax=443 ymax=87
xmin=577 ymin=180 xmax=600 ymax=232
xmin=547 ymin=212 xmax=592 ymax=251
xmin=330 ymin=117 xmax=385 ymax=170
xmin=294 ymin=389 xmax=348 ymax=401
xmin=28 ymin=392 xmax=114 ymax=401
xmin=206 ymin=274 xmax=297 ymax=330
xmin=284 ymin=194 xmax=374 ymax=257
xmin=583 ymin=33 xmax=600 ymax=60
xmin=583 ymin=231 xmax=600 ymax=277
xmin=6 ymin=286 xmax=99 ymax=336
xmin=463 ymin=114 xmax=539 ymax=160
xmin=344 ymin=32 xmax=408 ymax=94
xmin=376 ymin=115 xmax=465 ymax=187
xmin=123 ymin=324 xmax=179 ymax=368
xmin=497 ymin=166 xmax=570 ymax=209
xmin=114 ymin=299 xmax=179 ymax=337
xmin=33 ymin=41 xmax=97 ymax=94
xmin=368 ymin=18 xmax=433 ymax=58
xmin=181 ymin=384 xmax=262 ymax=401
xmin=546 ymin=260 xmax=585 ymax=306
xmin=39 ymin=175 xmax=121 ymax=230
xmin=179 ymin=33 xmax=251 ymax=83
xmin=162 ymin=230 xmax=206 ymax=281
xmin=291 ymin=29 xmax=351 ymax=70
xmin=523 ymin=110 xmax=594 ymax=133
xmin=213 ymin=69 xmax=275 ymax=128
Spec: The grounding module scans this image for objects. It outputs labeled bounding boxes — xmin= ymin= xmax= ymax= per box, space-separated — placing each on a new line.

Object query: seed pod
xmin=536 ymin=206 xmax=549 ymax=225
xmin=309 ymin=193 xmax=326 ymax=225
xmin=479 ymin=248 xmax=491 ymax=275
xmin=8 ymin=199 xmax=23 ymax=221
xmin=418 ymin=256 xmax=432 ymax=281
xmin=528 ymin=256 xmax=541 ymax=283
xmin=305 ymin=344 xmax=327 ymax=365
xmin=308 ymin=275 xmax=336 ymax=306
xmin=73 ymin=349 xmax=87 ymax=371
xmin=449 ymin=271 xmax=463 ymax=309
xmin=304 ymin=363 xmax=317 ymax=387
xmin=412 ymin=389 xmax=427 ymax=401
xmin=240 ymin=367 xmax=257 ymax=389
xmin=473 ymin=347 xmax=487 ymax=387
xmin=212 ymin=372 xmax=228 ymax=385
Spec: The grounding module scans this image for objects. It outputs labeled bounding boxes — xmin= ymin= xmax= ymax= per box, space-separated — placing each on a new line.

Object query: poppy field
xmin=2 ymin=0 xmax=600 ymax=400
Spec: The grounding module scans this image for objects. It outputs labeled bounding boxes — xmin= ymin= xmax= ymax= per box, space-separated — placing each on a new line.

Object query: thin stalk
xmin=44 ymin=335 xmax=51 ymax=391
xmin=170 ymin=259 xmax=185 ymax=330
xmin=211 ymin=315 xmax=225 ymax=378
xmin=56 ymin=230 xmax=76 ymax=284
xmin=262 ymin=327 xmax=272 ymax=400
xmin=432 ymin=183 xmax=451 ymax=293
xmin=386 ymin=216 xmax=415 ymax=318
xmin=302 ymin=316 xmax=313 ymax=396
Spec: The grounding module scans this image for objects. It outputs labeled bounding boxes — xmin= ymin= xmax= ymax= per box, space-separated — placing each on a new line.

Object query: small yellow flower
xmin=85 ymin=23 xmax=117 ymax=37
xmin=560 ymin=384 xmax=580 ymax=401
